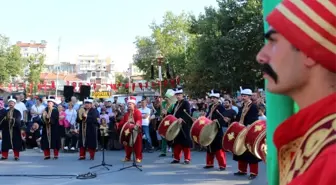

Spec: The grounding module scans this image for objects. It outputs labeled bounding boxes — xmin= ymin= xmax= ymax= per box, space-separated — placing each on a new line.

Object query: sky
xmin=0 ymin=0 xmax=218 ymax=72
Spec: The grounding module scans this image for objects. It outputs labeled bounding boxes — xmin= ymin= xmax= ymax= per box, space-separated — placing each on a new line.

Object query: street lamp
xmin=55 ymin=37 xmax=61 ymax=97
xmin=156 ymin=52 xmax=164 ymax=96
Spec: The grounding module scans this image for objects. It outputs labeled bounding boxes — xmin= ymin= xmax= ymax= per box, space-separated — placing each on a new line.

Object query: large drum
xmin=158 ymin=115 xmax=181 ymax=141
xmin=190 ymin=116 xmax=219 ymax=146
xmin=255 ymin=130 xmax=267 ymax=162
xmin=222 ymin=122 xmax=248 ymax=155
xmin=244 ymin=120 xmax=267 ymax=159
xmin=119 ymin=122 xmax=139 ymax=147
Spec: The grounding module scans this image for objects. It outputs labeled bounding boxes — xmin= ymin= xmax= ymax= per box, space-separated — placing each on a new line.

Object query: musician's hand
xmin=192 ymin=118 xmax=196 ymax=122
xmin=83 ymin=113 xmax=87 ymax=118
xmin=178 ymin=118 xmax=183 ymax=124
xmin=224 ymin=117 xmax=230 ymax=123
xmin=162 ymin=110 xmax=167 ymax=115
xmin=134 ymin=125 xmax=139 ymax=130
xmin=213 ymin=119 xmax=218 ymax=122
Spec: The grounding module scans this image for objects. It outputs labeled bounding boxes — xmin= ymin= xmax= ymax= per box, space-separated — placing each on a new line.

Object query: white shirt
xmin=65 ymin=109 xmax=77 ymax=125
xmin=30 ymin=104 xmax=46 ymax=120
xmin=258 ymin=115 xmax=267 ymax=121
xmin=139 ymin=107 xmax=151 ymax=126
xmin=14 ymin=102 xmax=27 ymax=121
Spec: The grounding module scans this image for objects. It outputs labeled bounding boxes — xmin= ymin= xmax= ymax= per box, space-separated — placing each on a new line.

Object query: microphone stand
xmin=119 ymin=126 xmax=142 ymax=172
xmin=90 ymin=129 xmax=113 ymax=170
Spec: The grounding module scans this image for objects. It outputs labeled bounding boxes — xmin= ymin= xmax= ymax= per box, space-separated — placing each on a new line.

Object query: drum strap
xmin=173 ymin=101 xmax=183 ymax=116
xmin=239 ymin=101 xmax=252 ymax=125
xmin=128 ymin=112 xmax=134 ymax=123
xmin=207 ymin=103 xmax=219 ymax=120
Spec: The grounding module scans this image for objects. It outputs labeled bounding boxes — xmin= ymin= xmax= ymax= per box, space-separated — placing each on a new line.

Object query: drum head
xmin=129 ymin=129 xmax=138 ymax=147
xmin=233 ymin=128 xmax=248 ymax=155
xmin=165 ymin=121 xmax=180 ymax=141
xmin=119 ymin=123 xmax=128 ymax=145
xmin=199 ymin=121 xmax=219 ymax=146
xmin=254 ymin=130 xmax=266 ymax=159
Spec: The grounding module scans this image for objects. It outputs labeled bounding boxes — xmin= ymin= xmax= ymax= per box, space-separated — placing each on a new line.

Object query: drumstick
xmin=216 ymin=109 xmax=228 ymax=121
xmin=183 ymin=109 xmax=194 ymax=121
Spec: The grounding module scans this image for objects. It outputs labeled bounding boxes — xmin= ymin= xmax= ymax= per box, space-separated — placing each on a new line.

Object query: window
xmin=92 ymin=72 xmax=96 ymax=77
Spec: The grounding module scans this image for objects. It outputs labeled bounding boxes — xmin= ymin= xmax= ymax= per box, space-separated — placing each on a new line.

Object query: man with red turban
xmin=117 ymin=96 xmax=143 ymax=163
xmin=256 ymin=0 xmax=336 ymax=184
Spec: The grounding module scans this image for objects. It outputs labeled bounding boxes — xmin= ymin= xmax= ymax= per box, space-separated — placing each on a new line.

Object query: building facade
xmin=77 ymin=54 xmax=115 ymax=85
xmin=44 ymin=62 xmax=77 ymax=73
xmin=129 ymin=63 xmax=152 ymax=93
xmin=16 ymin=40 xmax=47 ymax=81
xmin=16 ymin=40 xmax=47 ymax=58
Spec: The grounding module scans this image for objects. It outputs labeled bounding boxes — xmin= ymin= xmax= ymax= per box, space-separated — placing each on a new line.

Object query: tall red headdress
xmin=267 ymin=0 xmax=336 ymax=72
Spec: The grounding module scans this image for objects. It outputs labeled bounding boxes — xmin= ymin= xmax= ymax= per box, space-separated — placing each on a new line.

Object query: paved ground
xmin=0 ymin=149 xmax=267 ymax=185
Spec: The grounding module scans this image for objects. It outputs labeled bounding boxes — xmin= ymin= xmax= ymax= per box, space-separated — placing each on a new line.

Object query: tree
xmin=133 ymin=11 xmax=194 ymax=82
xmin=133 ymin=1 xmax=265 ymax=96
xmin=115 ymin=74 xmax=129 ymax=94
xmin=186 ymin=0 xmax=264 ymax=95
xmin=26 ymin=54 xmax=45 ymax=93
xmin=0 ymin=35 xmax=26 ymax=84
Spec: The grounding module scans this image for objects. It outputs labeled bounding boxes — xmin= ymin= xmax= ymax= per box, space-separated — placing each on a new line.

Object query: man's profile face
xmin=241 ymin=95 xmax=250 ymax=102
xmin=127 ymin=103 xmax=135 ymax=110
xmin=85 ymin=102 xmax=92 ymax=109
xmin=252 ymin=93 xmax=258 ymax=101
xmin=141 ymin=100 xmax=146 ymax=107
xmin=175 ymin=94 xmax=183 ymax=100
xmin=256 ymin=28 xmax=309 ymax=95
xmin=8 ymin=101 xmax=15 ymax=108
xmin=47 ymin=101 xmax=54 ymax=107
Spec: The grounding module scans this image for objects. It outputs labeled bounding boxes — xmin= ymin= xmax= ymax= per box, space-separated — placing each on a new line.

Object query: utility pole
xmin=55 ymin=37 xmax=61 ymax=97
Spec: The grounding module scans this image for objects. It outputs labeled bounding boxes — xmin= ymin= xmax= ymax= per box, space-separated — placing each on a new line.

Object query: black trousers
xmin=101 ymin=136 xmax=109 ymax=149
xmin=65 ymin=134 xmax=78 ymax=148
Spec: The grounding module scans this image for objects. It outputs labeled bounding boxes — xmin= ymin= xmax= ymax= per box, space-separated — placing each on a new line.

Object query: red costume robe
xmin=274 ymin=93 xmax=336 ymax=185
xmin=118 ymin=109 xmax=143 ymax=161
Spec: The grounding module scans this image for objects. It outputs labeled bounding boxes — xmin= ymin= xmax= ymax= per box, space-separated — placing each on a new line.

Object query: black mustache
xmin=262 ymin=64 xmax=278 ymax=83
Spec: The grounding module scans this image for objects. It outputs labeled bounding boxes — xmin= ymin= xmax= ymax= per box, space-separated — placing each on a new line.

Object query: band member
xmin=234 ymin=88 xmax=260 ymax=179
xmin=170 ymin=87 xmax=193 ymax=164
xmin=159 ymin=89 xmax=176 ymax=157
xmin=257 ymin=1 xmax=336 ymax=184
xmin=0 ymin=96 xmax=22 ymax=160
xmin=222 ymin=99 xmax=237 ymax=132
xmin=151 ymin=94 xmax=162 ymax=150
xmin=41 ymin=96 xmax=60 ymax=160
xmin=117 ymin=96 xmax=143 ymax=163
xmin=78 ymin=97 xmax=99 ymax=160
xmin=204 ymin=90 xmax=226 ymax=170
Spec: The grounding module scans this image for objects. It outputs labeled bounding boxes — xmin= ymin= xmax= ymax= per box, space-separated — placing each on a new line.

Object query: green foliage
xmin=0 ymin=35 xmax=26 ymax=84
xmin=115 ymin=74 xmax=129 ymax=94
xmin=134 ymin=0 xmax=265 ymax=96
xmin=133 ymin=11 xmax=194 ymax=81
xmin=26 ymin=54 xmax=45 ymax=93
xmin=187 ymin=0 xmax=264 ymax=96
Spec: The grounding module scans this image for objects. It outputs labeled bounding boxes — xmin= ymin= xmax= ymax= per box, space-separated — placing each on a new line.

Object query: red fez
xmin=267 ymin=0 xmax=336 ymax=72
